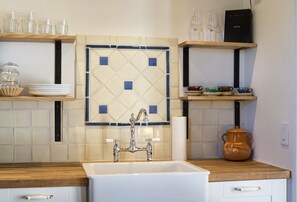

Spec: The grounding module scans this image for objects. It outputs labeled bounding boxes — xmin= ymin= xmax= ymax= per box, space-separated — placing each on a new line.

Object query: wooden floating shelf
xmin=0 ymin=33 xmax=76 ymax=43
xmin=0 ymin=96 xmax=75 ymax=101
xmin=180 ymin=95 xmax=257 ymax=101
xmin=178 ymin=41 xmax=257 ymax=50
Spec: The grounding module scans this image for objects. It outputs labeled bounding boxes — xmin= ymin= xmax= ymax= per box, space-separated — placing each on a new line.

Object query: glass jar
xmin=0 ymin=62 xmax=20 ymax=87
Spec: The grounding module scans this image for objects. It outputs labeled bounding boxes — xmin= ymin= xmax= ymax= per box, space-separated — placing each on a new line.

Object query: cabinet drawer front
xmin=223 ymin=196 xmax=271 ymax=202
xmin=10 ymin=187 xmax=68 ymax=202
xmin=223 ymin=180 xmax=272 ymax=198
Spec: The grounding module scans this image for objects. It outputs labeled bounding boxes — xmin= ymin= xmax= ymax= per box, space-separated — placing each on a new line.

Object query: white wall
xmin=0 ymin=0 xmax=242 ymax=39
xmin=244 ymin=0 xmax=296 ymax=201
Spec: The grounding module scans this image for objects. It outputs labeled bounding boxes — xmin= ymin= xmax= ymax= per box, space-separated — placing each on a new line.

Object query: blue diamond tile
xmin=100 ymin=56 xmax=108 ymax=65
xmin=149 ymin=105 xmax=158 ymax=114
xmin=148 ymin=58 xmax=157 ymax=66
xmin=99 ymin=105 xmax=108 ymax=114
xmin=124 ymin=81 xmax=133 ymax=90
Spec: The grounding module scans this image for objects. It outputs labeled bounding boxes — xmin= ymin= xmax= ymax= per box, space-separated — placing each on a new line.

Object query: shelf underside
xmin=0 ymin=96 xmax=75 ymax=101
xmin=0 ymin=33 xmax=76 ymax=43
xmin=178 ymin=41 xmax=257 ymax=50
xmin=180 ymin=95 xmax=257 ymax=101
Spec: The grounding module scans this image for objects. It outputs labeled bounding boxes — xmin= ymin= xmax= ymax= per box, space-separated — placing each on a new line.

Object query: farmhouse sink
xmin=83 ymin=161 xmax=209 ymax=202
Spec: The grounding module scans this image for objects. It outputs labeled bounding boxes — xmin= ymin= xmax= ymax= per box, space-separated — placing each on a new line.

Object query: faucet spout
xmin=113 ymin=108 xmax=152 ymax=162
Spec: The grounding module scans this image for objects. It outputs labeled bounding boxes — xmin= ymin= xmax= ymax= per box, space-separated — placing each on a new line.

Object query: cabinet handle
xmin=234 ymin=186 xmax=261 ymax=192
xmin=23 ymin=195 xmax=54 ymax=200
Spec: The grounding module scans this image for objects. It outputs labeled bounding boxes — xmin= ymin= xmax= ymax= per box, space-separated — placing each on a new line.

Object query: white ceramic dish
xmin=186 ymin=91 xmax=202 ymax=96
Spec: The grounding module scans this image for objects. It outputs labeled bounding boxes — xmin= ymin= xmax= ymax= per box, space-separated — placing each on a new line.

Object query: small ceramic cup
xmin=218 ymin=86 xmax=233 ymax=92
xmin=236 ymin=87 xmax=253 ymax=94
xmin=205 ymin=87 xmax=221 ymax=92
xmin=188 ymin=86 xmax=203 ymax=91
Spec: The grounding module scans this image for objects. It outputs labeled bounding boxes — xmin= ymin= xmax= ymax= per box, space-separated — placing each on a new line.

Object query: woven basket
xmin=0 ymin=87 xmax=23 ymax=97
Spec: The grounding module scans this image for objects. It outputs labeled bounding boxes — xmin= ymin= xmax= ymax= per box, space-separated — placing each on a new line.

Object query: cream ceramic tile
xmin=190 ymin=126 xmax=202 ymax=142
xmin=68 ymin=127 xmax=85 ymax=144
xmin=38 ymin=101 xmax=53 ymax=109
xmin=170 ymin=100 xmax=182 ymax=110
xmin=0 ymin=146 xmax=13 ymax=162
xmin=170 ymin=63 xmax=179 ymax=87
xmin=76 ymin=44 xmax=86 ymax=64
xmin=63 ymin=100 xmax=85 ymax=110
xmin=87 ymin=35 xmax=112 ymax=45
xmin=202 ymin=142 xmax=218 ymax=158
xmin=76 ymin=60 xmax=86 ymax=85
xmin=50 ymin=145 xmax=68 ymax=162
xmin=189 ymin=143 xmax=203 ymax=159
xmin=145 ymin=37 xmax=170 ymax=46
xmin=170 ymin=109 xmax=182 ymax=117
xmin=32 ymin=127 xmax=50 ymax=144
xmin=212 ymin=101 xmax=234 ymax=109
xmin=203 ymin=109 xmax=219 ymax=125
xmin=15 ymin=145 xmax=32 ymax=162
xmin=116 ymin=36 xmax=141 ymax=46
xmin=130 ymin=51 xmax=148 ymax=71
xmin=143 ymin=88 xmax=163 ymax=104
xmin=86 ymin=144 xmax=104 ymax=160
xmin=202 ymin=126 xmax=218 ymax=142
xmin=218 ymin=125 xmax=233 ymax=137
xmin=0 ymin=111 xmax=13 ymax=127
xmin=154 ymin=126 xmax=171 ymax=142
xmin=14 ymin=128 xmax=32 ymax=145
xmin=219 ymin=109 xmax=234 ymax=125
xmin=169 ymin=46 xmax=179 ymax=64
xmin=170 ymin=87 xmax=179 ymax=100
xmin=32 ymin=110 xmax=50 ymax=127
xmin=68 ymin=110 xmax=85 ymax=127
xmin=189 ymin=109 xmax=203 ymax=125
xmin=136 ymin=127 xmax=154 ymax=143
xmin=32 ymin=145 xmax=50 ymax=162
xmin=190 ymin=101 xmax=212 ymax=109
xmin=103 ymin=143 xmax=113 ymax=161
xmin=134 ymin=76 xmax=152 ymax=96
xmin=13 ymin=101 xmax=38 ymax=109
xmin=119 ymin=127 xmax=131 ymax=143
xmin=109 ymin=50 xmax=128 ymax=72
xmin=75 ymin=85 xmax=86 ymax=99
xmin=0 ymin=101 xmax=12 ymax=109
xmin=86 ymin=127 xmax=103 ymax=144
xmin=106 ymin=76 xmax=124 ymax=96
xmin=0 ymin=128 xmax=13 ymax=144
xmin=68 ymin=144 xmax=85 ymax=161
xmin=102 ymin=127 xmax=121 ymax=141
xmin=13 ymin=110 xmax=31 ymax=127
xmin=76 ymin=35 xmax=86 ymax=46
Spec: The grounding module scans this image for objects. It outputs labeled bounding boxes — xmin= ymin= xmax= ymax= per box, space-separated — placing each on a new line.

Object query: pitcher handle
xmin=222 ymin=133 xmax=227 ymax=143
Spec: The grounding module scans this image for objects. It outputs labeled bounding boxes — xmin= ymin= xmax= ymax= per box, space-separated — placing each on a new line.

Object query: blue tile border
xmin=86 ymin=44 xmax=171 ymax=126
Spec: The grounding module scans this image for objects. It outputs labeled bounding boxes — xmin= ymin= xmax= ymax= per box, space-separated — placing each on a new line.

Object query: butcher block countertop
xmin=0 ymin=162 xmax=88 ymax=188
xmin=0 ymin=160 xmax=290 ymax=188
xmin=188 ymin=159 xmax=291 ymax=182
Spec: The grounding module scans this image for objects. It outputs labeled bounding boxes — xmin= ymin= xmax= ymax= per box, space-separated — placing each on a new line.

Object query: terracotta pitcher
xmin=222 ymin=126 xmax=252 ymax=161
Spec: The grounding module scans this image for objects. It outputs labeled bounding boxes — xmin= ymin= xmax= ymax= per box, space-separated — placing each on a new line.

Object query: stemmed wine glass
xmin=206 ymin=10 xmax=222 ymax=42
xmin=188 ymin=9 xmax=204 ymax=41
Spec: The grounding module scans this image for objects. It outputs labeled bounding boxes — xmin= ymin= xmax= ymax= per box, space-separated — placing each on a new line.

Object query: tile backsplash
xmin=0 ymin=35 xmax=237 ymax=163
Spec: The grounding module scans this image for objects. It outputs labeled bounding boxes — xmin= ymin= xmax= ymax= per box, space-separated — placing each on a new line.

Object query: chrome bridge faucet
xmin=113 ymin=108 xmax=152 ymax=162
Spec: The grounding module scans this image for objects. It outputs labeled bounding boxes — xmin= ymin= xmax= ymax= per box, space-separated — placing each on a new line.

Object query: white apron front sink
xmin=83 ymin=161 xmax=209 ymax=202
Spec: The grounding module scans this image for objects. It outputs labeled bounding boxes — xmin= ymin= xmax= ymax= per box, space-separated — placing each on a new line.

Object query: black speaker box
xmin=224 ymin=9 xmax=253 ymax=43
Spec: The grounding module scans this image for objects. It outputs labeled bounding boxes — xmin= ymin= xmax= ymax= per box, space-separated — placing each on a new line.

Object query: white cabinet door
xmin=0 ymin=186 xmax=86 ymax=202
xmin=209 ymin=179 xmax=286 ymax=202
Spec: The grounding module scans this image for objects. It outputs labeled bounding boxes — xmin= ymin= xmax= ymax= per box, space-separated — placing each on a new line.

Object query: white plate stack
xmin=28 ymin=84 xmax=72 ymax=96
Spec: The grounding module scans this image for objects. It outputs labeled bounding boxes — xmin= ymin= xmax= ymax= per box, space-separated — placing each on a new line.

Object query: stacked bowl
xmin=28 ymin=84 xmax=72 ymax=96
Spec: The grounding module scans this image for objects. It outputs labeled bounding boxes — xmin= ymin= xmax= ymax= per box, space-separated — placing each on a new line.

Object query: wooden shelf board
xmin=178 ymin=41 xmax=257 ymax=49
xmin=180 ymin=95 xmax=257 ymax=101
xmin=0 ymin=96 xmax=75 ymax=101
xmin=0 ymin=33 xmax=76 ymax=43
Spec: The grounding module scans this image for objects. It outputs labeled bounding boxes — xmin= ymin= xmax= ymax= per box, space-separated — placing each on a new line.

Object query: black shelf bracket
xmin=55 ymin=40 xmax=62 ymax=142
xmin=183 ymin=47 xmax=189 ymax=87
xmin=234 ymin=49 xmax=240 ymax=127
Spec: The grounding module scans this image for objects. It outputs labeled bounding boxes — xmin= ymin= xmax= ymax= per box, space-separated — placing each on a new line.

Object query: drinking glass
xmin=188 ymin=9 xmax=204 ymax=41
xmin=206 ymin=10 xmax=222 ymax=42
